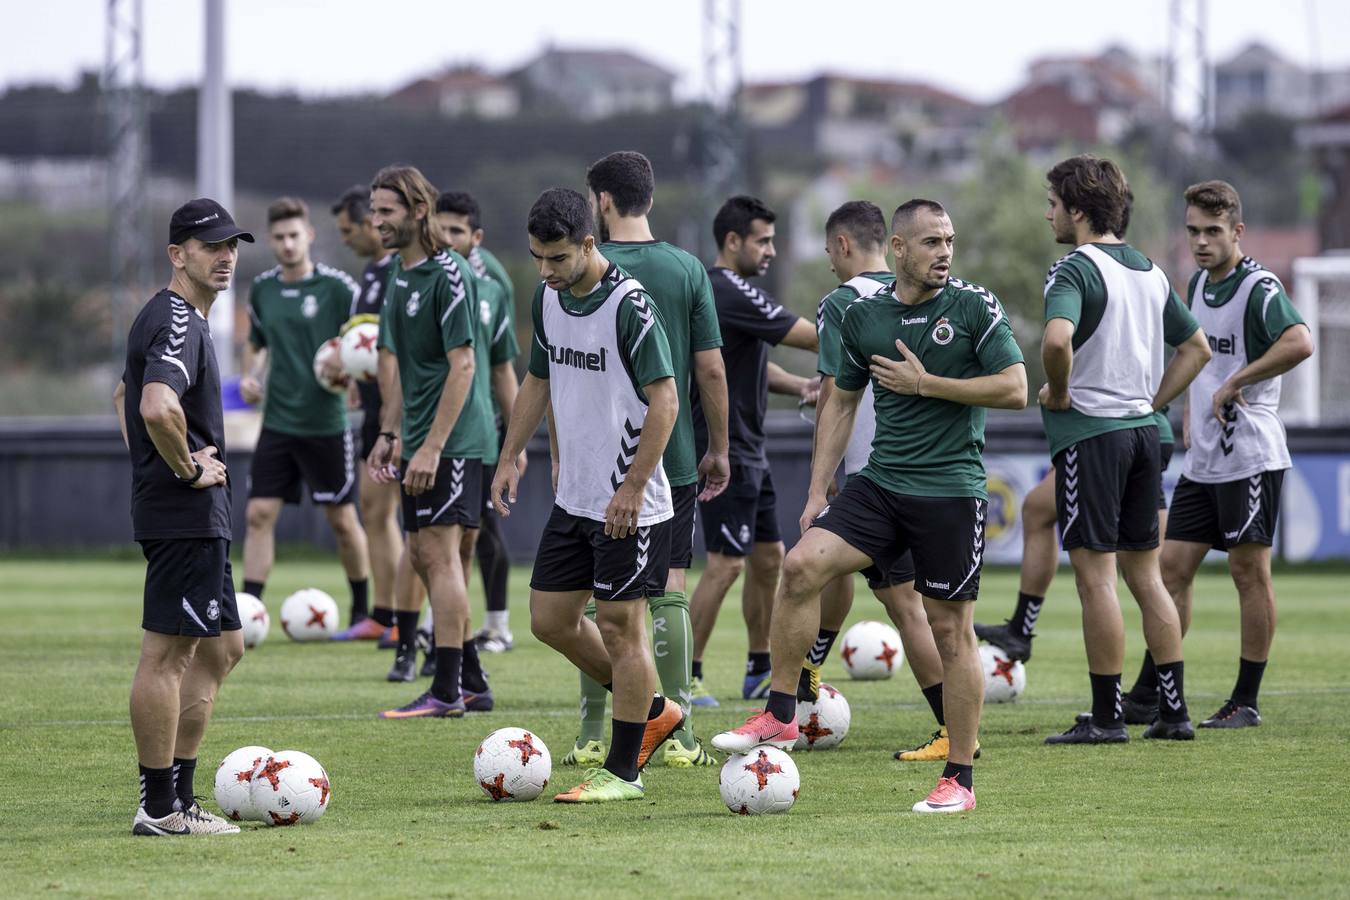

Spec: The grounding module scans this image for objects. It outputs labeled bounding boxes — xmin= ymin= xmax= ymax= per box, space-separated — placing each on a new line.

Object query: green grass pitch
xmin=2 ymin=557 xmax=1348 ymax=897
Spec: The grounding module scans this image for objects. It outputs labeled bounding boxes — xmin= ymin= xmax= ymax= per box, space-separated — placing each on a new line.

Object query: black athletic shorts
xmin=811 ymin=475 xmax=986 ymax=602
xmin=1159 ymin=442 xmax=1175 ymax=511
xmin=359 ymin=406 xmax=382 ymax=462
xmin=399 ymin=456 xmax=482 ymax=533
xmin=699 ymin=464 xmax=780 ymax=556
xmin=1055 ymin=425 xmax=1160 ymax=552
xmin=668 ymin=483 xmax=698 ymax=570
xmin=840 ymin=475 xmax=917 ymax=589
xmin=531 ymin=505 xmax=672 ymax=601
xmin=249 ymin=427 xmax=357 ymax=505
xmin=1166 ymin=470 xmax=1285 ymax=551
xmin=140 ymin=538 xmax=240 ymax=637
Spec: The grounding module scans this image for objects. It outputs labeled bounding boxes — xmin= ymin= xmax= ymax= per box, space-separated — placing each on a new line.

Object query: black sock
xmin=941 ymin=761 xmax=973 ymax=790
xmin=243 ymin=580 xmax=265 ymax=600
xmin=1232 ymin=657 xmax=1267 ymax=709
xmin=767 ymin=690 xmax=796 ymax=724
xmin=922 ymin=683 xmax=946 ymax=726
xmin=1090 ymin=672 xmax=1123 ymax=727
xmin=171 ymin=757 xmax=197 ymax=809
xmin=461 ymin=640 xmax=488 ymax=693
xmin=1127 ymin=650 xmax=1158 ymax=700
xmin=807 ymin=629 xmax=839 ymax=666
xmin=691 ymin=659 xmax=703 ymax=680
xmin=430 ymin=646 xmax=462 ymax=703
xmin=604 ymin=718 xmax=645 ymax=782
xmin=395 ymin=611 xmax=420 ymax=653
xmin=1012 ymin=592 xmax=1043 ymax=638
xmin=371 ymin=606 xmax=395 ymax=628
xmin=139 ymin=764 xmax=176 ymax=818
xmin=1156 ymin=660 xmax=1188 ymax=723
xmin=348 ymin=578 xmax=369 ymax=622
xmin=746 ymin=652 xmax=771 ymax=676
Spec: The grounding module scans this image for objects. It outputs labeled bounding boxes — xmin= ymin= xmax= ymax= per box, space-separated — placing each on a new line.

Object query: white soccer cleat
xmin=132 ymin=804 xmax=241 ymax=836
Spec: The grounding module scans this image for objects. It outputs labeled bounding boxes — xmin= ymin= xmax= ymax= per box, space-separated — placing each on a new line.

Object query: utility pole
xmin=697 ymin=0 xmax=743 ymax=261
xmin=199 ymin=0 xmax=235 ymax=374
xmin=104 ymin=0 xmax=149 ymax=373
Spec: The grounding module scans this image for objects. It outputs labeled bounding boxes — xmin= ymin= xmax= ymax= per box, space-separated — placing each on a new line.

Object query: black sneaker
xmin=387 ymin=649 xmax=417 ymax=683
xmin=1044 ymin=713 xmax=1129 ymax=744
xmin=1143 ymin=718 xmax=1195 ymax=740
xmin=419 ymin=650 xmax=437 ymax=678
xmin=1121 ymin=692 xmax=1159 ymax=725
xmin=973 ymin=620 xmax=1033 ymax=662
xmin=1200 ymin=700 xmax=1262 ymax=728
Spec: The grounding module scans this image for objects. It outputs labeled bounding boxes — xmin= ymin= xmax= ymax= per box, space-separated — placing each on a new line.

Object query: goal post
xmin=1289 ymin=253 xmax=1350 ymax=426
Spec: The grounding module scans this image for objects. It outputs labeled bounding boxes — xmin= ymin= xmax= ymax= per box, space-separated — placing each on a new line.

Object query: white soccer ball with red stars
xmin=980 ymin=644 xmax=1027 ymax=702
xmin=248 ymin=750 xmax=331 ymax=826
xmin=213 ymin=745 xmax=272 ymax=822
xmin=339 ymin=319 xmax=380 ymax=384
xmin=473 ymin=727 xmax=552 ymax=802
xmin=840 ymin=620 xmax=904 ymax=680
xmin=280 ymin=589 xmax=339 ymax=641
xmin=312 ymin=337 xmax=348 ymax=395
xmin=236 ymin=592 xmax=269 ymax=649
xmin=720 ymin=747 xmax=799 ymax=815
xmin=793 ymin=682 xmax=851 ymax=751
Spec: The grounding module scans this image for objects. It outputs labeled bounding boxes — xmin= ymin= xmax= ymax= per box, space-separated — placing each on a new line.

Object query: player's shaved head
xmin=890 ymin=199 xmax=947 ymax=237
xmin=826 ymin=201 xmax=886 ymax=251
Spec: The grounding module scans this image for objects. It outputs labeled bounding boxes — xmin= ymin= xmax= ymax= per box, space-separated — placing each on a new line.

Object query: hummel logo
xmin=594 ymin=581 xmax=612 ymax=591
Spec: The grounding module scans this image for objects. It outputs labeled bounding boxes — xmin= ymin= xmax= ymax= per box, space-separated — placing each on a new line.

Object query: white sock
xmin=486 ymin=610 xmax=509 ymax=634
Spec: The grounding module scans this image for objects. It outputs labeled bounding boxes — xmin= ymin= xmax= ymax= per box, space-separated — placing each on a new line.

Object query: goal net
xmin=1288 ymin=254 xmax=1350 ymax=425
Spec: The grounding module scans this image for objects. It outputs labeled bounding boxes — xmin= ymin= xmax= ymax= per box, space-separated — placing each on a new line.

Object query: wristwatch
xmin=176 ymin=461 xmax=205 ymax=485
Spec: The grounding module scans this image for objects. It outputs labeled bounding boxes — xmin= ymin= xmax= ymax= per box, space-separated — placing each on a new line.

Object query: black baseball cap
xmin=168 ymin=198 xmax=255 ymax=246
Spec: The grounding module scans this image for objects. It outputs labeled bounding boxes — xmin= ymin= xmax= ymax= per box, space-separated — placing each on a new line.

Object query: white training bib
xmin=542 ymin=277 xmax=673 ymax=526
xmin=840 ymin=274 xmax=888 ymax=476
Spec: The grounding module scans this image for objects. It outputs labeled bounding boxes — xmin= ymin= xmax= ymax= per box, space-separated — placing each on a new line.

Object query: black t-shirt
xmin=691 ymin=266 xmax=798 ymax=468
xmin=122 ymin=289 xmax=231 ymax=541
xmin=355 ymin=254 xmax=394 ymax=414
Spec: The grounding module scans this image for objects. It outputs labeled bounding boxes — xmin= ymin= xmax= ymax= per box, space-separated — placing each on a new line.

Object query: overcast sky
xmin=6 ymin=0 xmax=1350 ymax=104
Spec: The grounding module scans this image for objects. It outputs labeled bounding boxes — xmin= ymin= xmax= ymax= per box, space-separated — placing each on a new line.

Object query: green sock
xmin=578 ymin=600 xmax=608 ymax=744
xmin=649 ymin=590 xmax=695 ymax=749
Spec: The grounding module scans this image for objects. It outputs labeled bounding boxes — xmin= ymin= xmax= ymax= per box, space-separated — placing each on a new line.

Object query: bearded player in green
xmin=553 ymin=151 xmax=730 ymax=768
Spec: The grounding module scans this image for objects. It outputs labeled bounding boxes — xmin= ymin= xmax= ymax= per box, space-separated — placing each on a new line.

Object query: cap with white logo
xmin=168 ymin=198 xmax=255 ymax=246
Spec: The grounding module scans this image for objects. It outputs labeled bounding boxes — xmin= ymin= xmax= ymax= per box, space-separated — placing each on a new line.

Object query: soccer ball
xmin=840 ymin=620 xmax=904 ymax=680
xmin=312 ymin=337 xmax=348 ymax=395
xmin=980 ymin=644 xmax=1026 ymax=703
xmin=280 ymin=589 xmax=339 ymax=641
xmin=249 ymin=750 xmax=331 ymax=826
xmin=213 ymin=745 xmax=273 ymax=822
xmin=236 ymin=592 xmax=269 ymax=649
xmin=719 ymin=747 xmax=799 ymax=815
xmin=339 ymin=320 xmax=380 ymax=384
xmin=473 ymin=727 xmax=553 ymax=802
xmin=793 ymin=682 xmax=851 ymax=751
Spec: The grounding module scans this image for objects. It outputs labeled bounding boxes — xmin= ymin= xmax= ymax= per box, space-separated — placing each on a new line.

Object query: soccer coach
xmin=113 ymin=199 xmax=254 ymax=836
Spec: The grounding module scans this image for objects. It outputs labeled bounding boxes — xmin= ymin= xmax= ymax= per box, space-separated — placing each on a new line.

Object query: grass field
xmin=2 ymin=557 xmax=1349 ymax=898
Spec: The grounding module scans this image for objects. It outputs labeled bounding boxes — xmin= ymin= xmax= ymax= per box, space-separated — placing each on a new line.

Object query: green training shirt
xmin=601 ymin=241 xmax=722 ymax=487
xmin=817 ymin=271 xmax=896 ymax=378
xmin=377 ymin=249 xmax=494 ymax=459
xmin=471 ymin=272 xmax=520 ymax=464
xmin=835 ymin=277 xmax=1024 ymax=498
xmin=247 ymin=263 xmax=359 ymax=436
xmin=473 ymin=246 xmax=515 ymax=308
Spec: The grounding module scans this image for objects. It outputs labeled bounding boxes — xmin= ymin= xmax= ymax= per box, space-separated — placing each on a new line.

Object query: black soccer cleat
xmin=1200 ymin=700 xmax=1262 ymax=728
xmin=419 ymin=651 xmax=437 ymax=679
xmin=1121 ymin=692 xmax=1159 ymax=725
xmin=1143 ymin=718 xmax=1195 ymax=740
xmin=1045 ymin=713 xmax=1129 ymax=745
xmin=973 ymin=620 xmax=1033 ymax=662
xmin=387 ymin=649 xmax=417 ymax=683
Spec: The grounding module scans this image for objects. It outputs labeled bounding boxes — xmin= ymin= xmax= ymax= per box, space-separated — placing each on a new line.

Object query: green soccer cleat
xmin=553 ymin=767 xmax=644 ymax=803
xmin=660 ymin=737 xmax=717 ymax=768
xmin=560 ymin=738 xmax=606 ymax=767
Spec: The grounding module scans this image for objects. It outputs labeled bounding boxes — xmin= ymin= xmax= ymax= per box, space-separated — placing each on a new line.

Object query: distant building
xmin=1215 ymin=42 xmax=1350 ymax=126
xmin=509 ymin=47 xmax=676 ymax=120
xmin=740 ymin=74 xmax=986 ymax=176
xmin=1298 ymin=103 xmax=1350 ymax=251
xmin=387 ymin=66 xmax=521 ymax=119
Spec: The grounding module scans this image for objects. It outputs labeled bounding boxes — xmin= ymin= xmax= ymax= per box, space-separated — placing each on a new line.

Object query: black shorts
xmin=249 ymin=427 xmax=357 ymax=505
xmin=140 ymin=538 xmax=240 ymax=637
xmin=699 ymin=465 xmax=780 ymax=556
xmin=668 ymin=483 xmax=698 ymax=570
xmin=1055 ymin=426 xmax=1160 ymax=552
xmin=811 ymin=475 xmax=986 ymax=602
xmin=1158 ymin=442 xmax=1175 ymax=511
xmin=400 ymin=456 xmax=482 ymax=533
xmin=531 ymin=505 xmax=672 ymax=601
xmin=1166 ymin=470 xmax=1285 ymax=551
xmin=358 ymin=390 xmax=382 ymax=462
